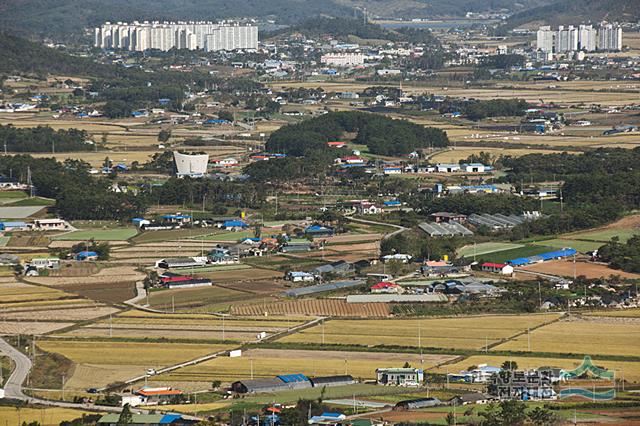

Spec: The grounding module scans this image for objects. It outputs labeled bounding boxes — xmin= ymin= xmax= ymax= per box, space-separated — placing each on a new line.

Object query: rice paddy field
xmin=63 ymin=312 xmax=308 ymax=341
xmin=457 ymin=242 xmax=524 ymax=258
xmin=154 ymin=348 xmax=458 ymax=386
xmin=36 ymin=339 xmax=231 ymax=390
xmin=52 ymin=228 xmax=138 ymax=241
xmin=493 ymin=317 xmax=640 ymax=357
xmin=0 ymin=406 xmax=91 ymax=426
xmin=278 ymin=314 xmax=562 ymax=350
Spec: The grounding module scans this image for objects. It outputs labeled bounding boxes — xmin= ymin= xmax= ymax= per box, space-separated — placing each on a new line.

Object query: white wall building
xmin=320 ymin=52 xmax=365 ymax=67
xmin=536 ymin=23 xmax=622 ymax=53
xmin=95 ymin=21 xmax=258 ymax=52
xmin=536 ymin=26 xmax=555 ymax=53
xmin=173 ymin=152 xmax=209 ymax=178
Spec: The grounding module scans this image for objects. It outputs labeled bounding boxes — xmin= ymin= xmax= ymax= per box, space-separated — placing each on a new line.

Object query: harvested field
xmin=24 ymin=268 xmax=145 ymax=287
xmin=36 ymin=340 xmax=230 ymax=390
xmin=323 ymin=233 xmax=383 ymax=244
xmin=149 ymin=285 xmax=253 ymax=312
xmin=218 ymin=279 xmax=286 ymax=294
xmin=280 ymin=314 xmax=562 ymax=349
xmin=57 ymin=281 xmax=136 ymax=304
xmin=64 ymin=315 xmax=305 ymax=341
xmin=0 ymin=306 xmax=118 ymax=321
xmin=0 ymin=281 xmax=72 ymax=304
xmin=232 ymin=299 xmax=391 ymax=317
xmin=585 ymin=309 xmax=640 ymax=318
xmin=200 ymin=268 xmax=282 ymax=282
xmin=520 ymin=259 xmax=640 ymax=279
xmin=493 ymin=316 xmax=640 ymax=356
xmin=0 ymin=321 xmax=74 ymax=335
xmin=52 ymin=228 xmax=138 ymax=241
xmin=156 ymin=348 xmax=458 ymax=385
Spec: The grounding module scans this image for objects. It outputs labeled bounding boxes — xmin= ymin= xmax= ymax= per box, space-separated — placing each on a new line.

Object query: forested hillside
xmin=1 ymin=0 xmax=553 ymax=40
xmin=499 ymin=0 xmax=640 ymax=33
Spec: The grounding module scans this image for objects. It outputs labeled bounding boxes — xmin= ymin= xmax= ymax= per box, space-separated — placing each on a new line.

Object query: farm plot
xmin=531 ymin=239 xmax=602 ymax=253
xmin=36 ymin=340 xmax=230 ymax=390
xmin=64 ymin=314 xmax=306 ymax=341
xmin=0 ymin=321 xmax=74 ymax=335
xmin=279 ymin=314 xmax=562 ymax=349
xmin=457 ymin=242 xmax=524 ymax=258
xmin=231 ymin=299 xmax=391 ymax=317
xmin=476 ymin=244 xmax=556 ymax=263
xmin=148 ymin=285 xmax=260 ymax=312
xmin=0 ymin=305 xmax=119 ymax=321
xmin=0 ymin=407 xmax=91 ymax=426
xmin=0 ymin=280 xmax=74 ymax=304
xmin=493 ymin=316 xmax=640 ymax=357
xmin=519 ymin=259 xmax=640 ymax=279
xmin=155 ymin=348 xmax=458 ymax=386
xmin=52 ymin=228 xmax=138 ymax=241
xmin=434 ymin=355 xmax=640 ymax=383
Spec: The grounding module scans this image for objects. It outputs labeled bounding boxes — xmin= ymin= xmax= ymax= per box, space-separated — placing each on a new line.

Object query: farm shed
xmin=310 ymin=375 xmax=355 ymax=388
xmin=231 ymin=378 xmax=289 ymax=394
xmin=508 ymin=248 xmax=577 ymax=266
xmin=155 ymin=257 xmax=206 ymax=269
xmin=277 ymin=373 xmax=312 ymax=390
xmin=376 ymin=368 xmax=424 ymax=386
xmin=394 ymin=397 xmax=441 ymax=410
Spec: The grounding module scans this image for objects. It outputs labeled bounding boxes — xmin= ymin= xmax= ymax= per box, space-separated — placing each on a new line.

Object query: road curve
xmin=345 ymin=216 xmax=408 ymax=240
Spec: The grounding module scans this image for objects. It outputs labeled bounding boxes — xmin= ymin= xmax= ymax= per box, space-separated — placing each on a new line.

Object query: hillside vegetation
xmin=500 ymin=0 xmax=640 ymax=32
xmin=1 ymin=0 xmax=554 ymax=40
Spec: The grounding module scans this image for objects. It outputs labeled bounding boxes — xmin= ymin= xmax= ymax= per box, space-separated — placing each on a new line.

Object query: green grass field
xmin=531 ymin=239 xmax=602 ymax=253
xmin=569 ymin=228 xmax=640 ymax=243
xmin=458 ymin=242 xmax=524 ymax=258
xmin=476 ymin=245 xmax=555 ymax=263
xmin=53 ymin=228 xmax=138 ymax=241
xmin=194 ymin=230 xmax=255 ymax=241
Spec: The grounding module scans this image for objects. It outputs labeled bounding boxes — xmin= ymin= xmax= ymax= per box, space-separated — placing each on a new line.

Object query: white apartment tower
xmin=536 ymin=26 xmax=554 ymax=53
xmin=598 ymin=23 xmax=623 ymax=51
xmin=95 ymin=21 xmax=258 ymax=52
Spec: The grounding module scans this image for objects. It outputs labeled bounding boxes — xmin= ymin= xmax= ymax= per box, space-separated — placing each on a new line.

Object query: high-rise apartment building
xmin=536 ymin=23 xmax=622 ymax=53
xmin=94 ymin=21 xmax=258 ymax=52
xmin=536 ymin=26 xmax=555 ymax=53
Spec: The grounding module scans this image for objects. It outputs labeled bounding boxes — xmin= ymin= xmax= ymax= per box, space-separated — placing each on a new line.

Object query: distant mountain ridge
xmin=503 ymin=0 xmax=640 ymax=29
xmin=0 ymin=0 xmax=554 ymax=40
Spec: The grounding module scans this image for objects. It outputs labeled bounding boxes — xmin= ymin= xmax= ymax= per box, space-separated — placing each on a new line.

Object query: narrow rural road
xmin=0 ymin=337 xmax=122 ymax=412
xmin=345 ymin=216 xmax=407 ymax=240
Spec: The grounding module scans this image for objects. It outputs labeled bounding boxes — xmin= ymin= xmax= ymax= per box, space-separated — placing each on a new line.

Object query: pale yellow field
xmin=585 ymin=309 xmax=640 ymax=318
xmin=29 ymin=151 xmax=156 ymax=167
xmin=279 ymin=314 xmax=561 ymax=350
xmin=493 ymin=318 xmax=640 ymax=356
xmin=0 ymin=406 xmax=91 ymax=426
xmin=0 ymin=321 xmax=74 ymax=335
xmin=155 ymin=348 xmax=458 ymax=385
xmin=433 ymin=355 xmax=640 ymax=383
xmin=0 ymin=281 xmax=70 ymax=303
xmin=37 ymin=340 xmax=232 ymax=390
xmin=37 ymin=340 xmax=228 ymax=365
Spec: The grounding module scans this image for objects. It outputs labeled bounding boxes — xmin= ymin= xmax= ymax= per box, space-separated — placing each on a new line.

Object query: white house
xmin=213 ymin=158 xmax=239 ymax=167
xmin=481 ymin=262 xmax=514 ymax=275
xmin=357 ymin=202 xmax=383 ymax=215
xmin=436 ymin=163 xmax=461 ymax=173
xmin=382 ymin=254 xmax=412 ymax=263
xmin=462 ymin=163 xmax=486 ymax=173
xmin=32 ymin=218 xmax=68 ymax=231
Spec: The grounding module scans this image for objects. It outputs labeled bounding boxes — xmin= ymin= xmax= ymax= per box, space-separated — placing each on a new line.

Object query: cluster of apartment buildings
xmin=94 ymin=21 xmax=258 ymax=52
xmin=536 ymin=23 xmax=622 ymax=54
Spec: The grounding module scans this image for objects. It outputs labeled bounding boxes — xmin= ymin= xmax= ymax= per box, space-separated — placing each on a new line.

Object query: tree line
xmin=0 ymin=125 xmax=94 ymax=153
xmin=266 ymin=111 xmax=449 ymax=157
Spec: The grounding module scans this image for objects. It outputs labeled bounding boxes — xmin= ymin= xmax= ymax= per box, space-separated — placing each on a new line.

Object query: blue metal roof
xmin=508 ymin=248 xmax=576 ymax=266
xmin=223 ymin=220 xmax=248 ymax=227
xmin=160 ymin=414 xmax=183 ymax=424
xmin=277 ymin=373 xmax=309 ymax=383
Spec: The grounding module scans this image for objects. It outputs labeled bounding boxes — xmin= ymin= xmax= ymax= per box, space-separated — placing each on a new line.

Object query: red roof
xmin=342 ymin=156 xmax=363 ymax=161
xmin=161 ymin=275 xmax=194 ymax=283
xmin=482 ymin=262 xmax=507 ymax=268
xmin=137 ymin=389 xmax=183 ymax=397
xmin=371 ymin=281 xmax=398 ymax=289
xmin=327 ymin=141 xmax=345 ymax=146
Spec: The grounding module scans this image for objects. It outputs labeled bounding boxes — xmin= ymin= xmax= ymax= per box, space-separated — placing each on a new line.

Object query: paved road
xmin=0 ymin=337 xmax=121 ymax=412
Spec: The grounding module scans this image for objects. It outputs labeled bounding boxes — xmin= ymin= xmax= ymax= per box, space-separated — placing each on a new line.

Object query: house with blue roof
xmin=75 ymin=251 xmax=98 ymax=261
xmin=0 ymin=221 xmax=29 ymax=231
xmin=222 ymin=220 xmax=248 ymax=230
xmin=98 ymin=413 xmax=197 ymax=425
xmin=304 ymin=224 xmax=334 ymax=237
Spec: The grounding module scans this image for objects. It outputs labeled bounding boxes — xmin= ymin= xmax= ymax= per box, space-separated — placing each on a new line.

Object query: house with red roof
xmin=371 ymin=281 xmax=403 ymax=294
xmin=327 ymin=141 xmax=346 ymax=148
xmin=480 ymin=262 xmax=514 ymax=275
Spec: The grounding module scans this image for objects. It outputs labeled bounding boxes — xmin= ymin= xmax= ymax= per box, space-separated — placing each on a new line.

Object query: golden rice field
xmin=0 ymin=406 xmax=90 ymax=426
xmin=155 ymin=348 xmax=458 ymax=385
xmin=278 ymin=314 xmax=562 ymax=350
xmin=433 ymin=355 xmax=640 ymax=384
xmin=36 ymin=340 xmax=232 ymax=390
xmin=493 ymin=318 xmax=640 ymax=357
xmin=63 ymin=314 xmax=307 ymax=341
xmin=429 ymin=147 xmax=563 ymax=163
xmin=585 ymin=309 xmax=640 ymax=318
xmin=0 ymin=281 xmax=71 ymax=303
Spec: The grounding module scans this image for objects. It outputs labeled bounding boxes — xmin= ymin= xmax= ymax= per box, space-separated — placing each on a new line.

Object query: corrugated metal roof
xmin=277 ymin=373 xmax=309 ymax=383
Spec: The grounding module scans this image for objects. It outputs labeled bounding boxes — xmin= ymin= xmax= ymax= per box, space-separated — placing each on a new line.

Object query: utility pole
xmin=62 ymin=374 xmax=66 ymax=401
xmin=527 ymin=328 xmax=531 ymax=351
